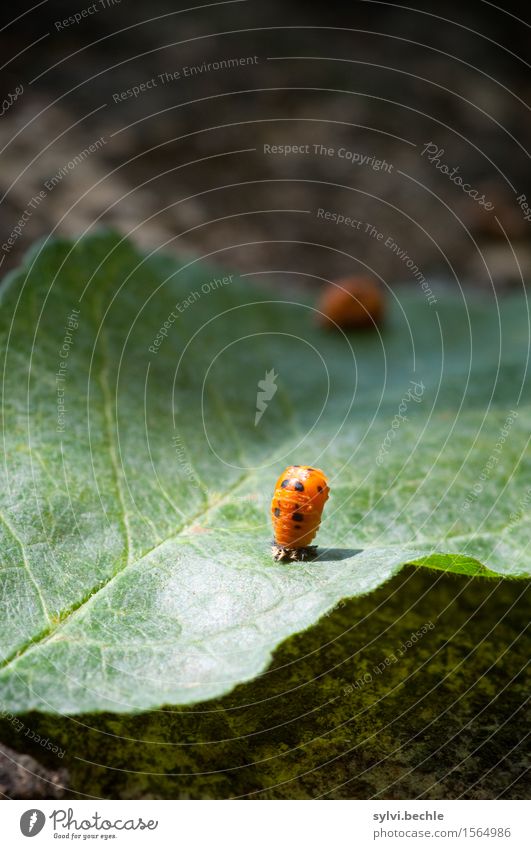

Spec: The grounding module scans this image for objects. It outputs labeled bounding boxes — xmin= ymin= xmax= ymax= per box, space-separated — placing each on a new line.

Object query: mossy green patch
xmin=1 ymin=568 xmax=527 ymax=799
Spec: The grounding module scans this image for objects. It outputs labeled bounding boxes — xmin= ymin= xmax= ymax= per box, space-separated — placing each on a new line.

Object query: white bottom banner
xmin=1 ymin=799 xmax=528 ymax=848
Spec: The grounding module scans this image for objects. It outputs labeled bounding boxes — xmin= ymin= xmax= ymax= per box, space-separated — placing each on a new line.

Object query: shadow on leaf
xmin=314 ymin=548 xmax=363 ymax=562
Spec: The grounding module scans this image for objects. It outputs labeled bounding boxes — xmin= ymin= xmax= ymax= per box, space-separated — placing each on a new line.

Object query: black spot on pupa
xmin=294 ymin=524 xmax=302 ymax=529
xmin=280 ymin=479 xmax=290 ymax=488
xmin=307 ymin=467 xmax=316 ymax=472
xmin=317 ymin=485 xmax=323 ymax=492
xmin=294 ymin=481 xmax=304 ymax=492
xmin=274 ymin=507 xmax=281 ymax=517
xmin=293 ymin=512 xmax=304 ymax=522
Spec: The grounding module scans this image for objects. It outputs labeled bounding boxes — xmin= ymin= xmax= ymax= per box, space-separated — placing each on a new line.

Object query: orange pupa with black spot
xmin=271 ymin=465 xmax=330 ymax=561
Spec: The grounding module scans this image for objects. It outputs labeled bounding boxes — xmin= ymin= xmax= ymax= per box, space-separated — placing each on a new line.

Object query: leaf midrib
xmin=0 ymin=286 xmax=314 ymax=673
xmin=3 ymin=500 xmax=517 ymax=676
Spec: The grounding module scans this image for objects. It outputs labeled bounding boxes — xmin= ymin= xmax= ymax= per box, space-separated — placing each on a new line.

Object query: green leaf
xmin=0 ymin=232 xmax=529 ymax=714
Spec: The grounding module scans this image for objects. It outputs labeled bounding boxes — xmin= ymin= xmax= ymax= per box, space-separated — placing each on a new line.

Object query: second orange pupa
xmin=317 ymin=275 xmax=385 ymax=330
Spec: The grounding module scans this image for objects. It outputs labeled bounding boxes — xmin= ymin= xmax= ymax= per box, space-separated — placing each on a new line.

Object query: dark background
xmin=1 ymin=0 xmax=530 ymax=290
